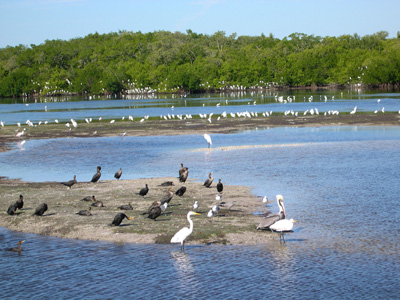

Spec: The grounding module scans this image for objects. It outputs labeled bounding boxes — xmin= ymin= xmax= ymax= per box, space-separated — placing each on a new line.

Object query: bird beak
xmin=194 ymin=212 xmax=201 ymax=215
xmin=21 ymin=240 xmax=25 ymax=243
xmin=128 ymin=217 xmax=133 ymax=220
xmin=293 ymin=220 xmax=297 ymax=222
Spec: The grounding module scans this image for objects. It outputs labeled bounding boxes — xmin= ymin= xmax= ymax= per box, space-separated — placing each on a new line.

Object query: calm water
xmin=1 ymin=92 xmax=400 ymax=299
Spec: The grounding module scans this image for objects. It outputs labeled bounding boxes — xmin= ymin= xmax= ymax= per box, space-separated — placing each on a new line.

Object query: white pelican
xmin=203 ymin=133 xmax=212 ymax=148
xmin=270 ymin=218 xmax=296 ymax=243
xmin=257 ymin=195 xmax=286 ymax=230
xmin=171 ymin=211 xmax=200 ymax=251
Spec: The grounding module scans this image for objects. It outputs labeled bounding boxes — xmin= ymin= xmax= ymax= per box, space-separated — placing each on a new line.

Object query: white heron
xmin=171 ymin=211 xmax=200 ymax=251
xmin=203 ymin=133 xmax=212 ymax=148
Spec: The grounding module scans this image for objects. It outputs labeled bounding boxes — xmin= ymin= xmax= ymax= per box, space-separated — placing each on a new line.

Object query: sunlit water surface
xmin=1 ymin=121 xmax=400 ymax=298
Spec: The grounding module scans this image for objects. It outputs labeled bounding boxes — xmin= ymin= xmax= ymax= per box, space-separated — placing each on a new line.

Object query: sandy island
xmin=1 ymin=113 xmax=399 ymax=246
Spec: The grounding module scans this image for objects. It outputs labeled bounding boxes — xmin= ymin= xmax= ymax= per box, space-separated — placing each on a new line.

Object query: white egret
xmin=171 ymin=211 xmax=200 ymax=251
xmin=203 ymin=133 xmax=212 ymax=148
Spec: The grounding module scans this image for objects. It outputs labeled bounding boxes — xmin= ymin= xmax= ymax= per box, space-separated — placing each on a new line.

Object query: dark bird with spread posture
xmin=138 ymin=184 xmax=149 ymax=196
xmin=16 ymin=195 xmax=24 ymax=209
xmin=118 ymin=202 xmax=133 ymax=210
xmin=76 ymin=207 xmax=92 ymax=216
xmin=114 ymin=168 xmax=122 ymax=180
xmin=5 ymin=240 xmax=25 ymax=255
xmin=91 ymin=166 xmax=101 ymax=183
xmin=91 ymin=199 xmax=105 ymax=207
xmin=81 ymin=195 xmax=96 ymax=202
xmin=175 ymin=186 xmax=187 ymax=197
xmin=147 ymin=204 xmax=162 ymax=220
xmin=7 ymin=202 xmax=18 ymax=215
xmin=217 ymin=179 xmax=223 ymax=193
xmin=204 ymin=172 xmax=214 ymax=188
xmin=33 ymin=203 xmax=48 ymax=216
xmin=61 ymin=175 xmax=77 ymax=188
xmin=111 ymin=213 xmax=132 ymax=226
xmin=160 ymin=188 xmax=174 ymax=205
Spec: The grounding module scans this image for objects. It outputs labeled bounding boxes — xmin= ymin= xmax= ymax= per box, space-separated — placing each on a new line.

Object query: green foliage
xmin=0 ymin=30 xmax=399 ymax=97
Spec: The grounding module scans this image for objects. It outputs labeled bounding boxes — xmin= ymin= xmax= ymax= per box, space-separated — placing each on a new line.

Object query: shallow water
xmin=1 ymin=92 xmax=400 ymax=298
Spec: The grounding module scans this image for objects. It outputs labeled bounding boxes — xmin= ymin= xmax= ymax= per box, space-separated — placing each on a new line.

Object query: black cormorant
xmin=138 ymin=184 xmax=149 ymax=196
xmin=76 ymin=207 xmax=92 ymax=216
xmin=114 ymin=168 xmax=122 ymax=180
xmin=33 ymin=203 xmax=48 ymax=216
xmin=118 ymin=202 xmax=133 ymax=210
xmin=142 ymin=201 xmax=161 ymax=215
xmin=81 ymin=195 xmax=95 ymax=202
xmin=175 ymin=186 xmax=187 ymax=197
xmin=61 ymin=175 xmax=77 ymax=188
xmin=179 ymin=167 xmax=189 ymax=183
xmin=5 ymin=240 xmax=25 ymax=255
xmin=7 ymin=202 xmax=18 ymax=215
xmin=160 ymin=181 xmax=174 ymax=186
xmin=91 ymin=166 xmax=101 ymax=183
xmin=217 ymin=179 xmax=223 ymax=193
xmin=16 ymin=194 xmax=24 ymax=209
xmin=147 ymin=205 xmax=162 ymax=220
xmin=111 ymin=213 xmax=132 ymax=226
xmin=204 ymin=172 xmax=213 ymax=188
xmin=160 ymin=188 xmax=174 ymax=205
xmin=91 ymin=200 xmax=105 ymax=207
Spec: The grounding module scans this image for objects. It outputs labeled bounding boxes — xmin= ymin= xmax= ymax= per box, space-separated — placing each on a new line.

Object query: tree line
xmin=0 ymin=30 xmax=399 ymax=97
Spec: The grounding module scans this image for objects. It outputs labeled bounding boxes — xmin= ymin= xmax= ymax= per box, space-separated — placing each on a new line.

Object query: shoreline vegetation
xmin=1 ymin=30 xmax=400 ymax=98
xmin=0 ymin=113 xmax=399 ymax=245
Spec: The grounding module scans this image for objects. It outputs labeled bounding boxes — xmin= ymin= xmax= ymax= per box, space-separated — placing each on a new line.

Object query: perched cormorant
xmin=160 ymin=188 xmax=174 ymax=205
xmin=147 ymin=205 xmax=162 ymax=220
xmin=5 ymin=240 xmax=25 ymax=255
xmin=111 ymin=213 xmax=132 ymax=226
xmin=179 ymin=167 xmax=189 ymax=183
xmin=16 ymin=195 xmax=24 ymax=210
xmin=76 ymin=207 xmax=92 ymax=216
xmin=256 ymin=195 xmax=286 ymax=230
xmin=138 ymin=184 xmax=149 ymax=196
xmin=61 ymin=175 xmax=77 ymax=188
xmin=204 ymin=172 xmax=214 ymax=188
xmin=142 ymin=201 xmax=161 ymax=215
xmin=91 ymin=199 xmax=105 ymax=207
xmin=33 ymin=203 xmax=48 ymax=216
xmin=217 ymin=179 xmax=223 ymax=193
xmin=114 ymin=168 xmax=122 ymax=180
xmin=91 ymin=166 xmax=101 ymax=183
xmin=81 ymin=195 xmax=96 ymax=202
xmin=118 ymin=202 xmax=133 ymax=210
xmin=7 ymin=202 xmax=18 ymax=215
xmin=175 ymin=186 xmax=187 ymax=197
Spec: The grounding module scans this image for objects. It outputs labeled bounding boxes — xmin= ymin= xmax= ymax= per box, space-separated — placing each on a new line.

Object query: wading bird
xmin=203 ymin=133 xmax=212 ymax=148
xmin=257 ymin=195 xmax=286 ymax=230
xmin=171 ymin=211 xmax=201 ymax=251
xmin=270 ymin=219 xmax=296 ymax=243
xmin=5 ymin=240 xmax=25 ymax=255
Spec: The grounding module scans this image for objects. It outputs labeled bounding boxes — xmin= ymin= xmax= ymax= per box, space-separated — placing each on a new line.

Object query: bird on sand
xmin=5 ymin=240 xmax=25 ymax=255
xmin=217 ymin=179 xmax=223 ymax=193
xmin=33 ymin=203 xmax=48 ymax=216
xmin=76 ymin=207 xmax=92 ymax=216
xmin=81 ymin=195 xmax=96 ymax=202
xmin=147 ymin=204 xmax=162 ymax=220
xmin=175 ymin=186 xmax=187 ymax=197
xmin=111 ymin=213 xmax=132 ymax=226
xmin=114 ymin=168 xmax=122 ymax=180
xmin=7 ymin=202 xmax=18 ymax=215
xmin=91 ymin=166 xmax=101 ymax=183
xmin=203 ymin=133 xmax=212 ymax=148
xmin=91 ymin=199 xmax=105 ymax=207
xmin=142 ymin=201 xmax=162 ymax=216
xmin=224 ymin=200 xmax=236 ymax=211
xmin=192 ymin=201 xmax=199 ymax=211
xmin=118 ymin=202 xmax=133 ymax=210
xmin=179 ymin=167 xmax=189 ymax=183
xmin=60 ymin=175 xmax=77 ymax=188
xmin=138 ymin=184 xmax=149 ymax=196
xmin=257 ymin=195 xmax=286 ymax=230
xmin=204 ymin=172 xmax=213 ymax=188
xmin=171 ymin=211 xmax=201 ymax=251
xmin=269 ymin=219 xmax=296 ymax=243
xmin=160 ymin=188 xmax=174 ymax=205
xmin=16 ymin=195 xmax=24 ymax=209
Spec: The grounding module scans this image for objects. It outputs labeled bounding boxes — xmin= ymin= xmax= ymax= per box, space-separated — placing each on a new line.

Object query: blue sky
xmin=1 ymin=0 xmax=399 ymax=48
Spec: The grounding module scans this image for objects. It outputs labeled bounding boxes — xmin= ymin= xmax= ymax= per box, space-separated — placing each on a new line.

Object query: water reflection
xmin=171 ymin=251 xmax=200 ymax=295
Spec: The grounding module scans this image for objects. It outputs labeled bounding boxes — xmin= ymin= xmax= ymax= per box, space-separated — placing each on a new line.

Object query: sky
xmin=0 ymin=0 xmax=399 ymax=48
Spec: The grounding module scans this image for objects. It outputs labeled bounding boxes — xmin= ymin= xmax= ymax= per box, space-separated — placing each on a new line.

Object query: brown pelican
xmin=111 ymin=213 xmax=132 ymax=226
xmin=171 ymin=211 xmax=201 ymax=251
xmin=118 ymin=202 xmax=133 ymax=210
xmin=270 ymin=218 xmax=296 ymax=243
xmin=61 ymin=175 xmax=77 ymax=188
xmin=91 ymin=166 xmax=101 ymax=183
xmin=217 ymin=179 xmax=223 ymax=193
xmin=33 ymin=203 xmax=48 ymax=216
xmin=114 ymin=168 xmax=122 ymax=180
xmin=5 ymin=240 xmax=25 ymax=255
xmin=160 ymin=188 xmax=174 ymax=205
xmin=175 ymin=186 xmax=187 ymax=197
xmin=16 ymin=195 xmax=24 ymax=209
xmin=138 ymin=184 xmax=149 ymax=196
xmin=256 ymin=195 xmax=286 ymax=230
xmin=204 ymin=172 xmax=213 ymax=188
xmin=76 ymin=207 xmax=92 ymax=216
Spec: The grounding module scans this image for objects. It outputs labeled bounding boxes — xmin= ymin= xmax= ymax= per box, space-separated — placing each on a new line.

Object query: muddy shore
xmin=1 ymin=113 xmax=399 ymax=245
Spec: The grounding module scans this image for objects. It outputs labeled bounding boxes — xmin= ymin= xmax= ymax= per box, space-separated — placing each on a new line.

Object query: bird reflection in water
xmin=171 ymin=251 xmax=200 ymax=294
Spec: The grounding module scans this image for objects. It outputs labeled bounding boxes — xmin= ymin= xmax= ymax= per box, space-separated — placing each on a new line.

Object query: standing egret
xmin=203 ymin=134 xmax=212 ymax=148
xmin=270 ymin=219 xmax=296 ymax=243
xmin=171 ymin=211 xmax=200 ymax=251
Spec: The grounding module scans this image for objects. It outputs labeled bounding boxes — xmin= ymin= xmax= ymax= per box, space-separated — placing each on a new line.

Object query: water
xmin=1 ymin=91 xmax=400 ymax=298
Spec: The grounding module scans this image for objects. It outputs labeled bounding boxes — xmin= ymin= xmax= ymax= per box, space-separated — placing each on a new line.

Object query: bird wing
xmin=171 ymin=227 xmax=190 ymax=243
xmin=256 ymin=214 xmax=280 ymax=230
